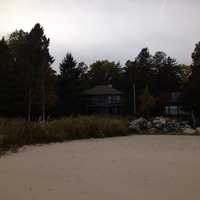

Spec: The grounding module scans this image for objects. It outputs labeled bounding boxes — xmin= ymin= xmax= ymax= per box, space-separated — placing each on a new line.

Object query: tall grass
xmin=0 ymin=116 xmax=129 ymax=154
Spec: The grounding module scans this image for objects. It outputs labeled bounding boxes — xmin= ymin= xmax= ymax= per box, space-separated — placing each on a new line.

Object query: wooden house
xmin=81 ymin=85 xmax=123 ymax=115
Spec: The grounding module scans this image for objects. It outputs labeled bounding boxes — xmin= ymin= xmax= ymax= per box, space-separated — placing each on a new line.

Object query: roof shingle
xmin=81 ymin=85 xmax=123 ymax=95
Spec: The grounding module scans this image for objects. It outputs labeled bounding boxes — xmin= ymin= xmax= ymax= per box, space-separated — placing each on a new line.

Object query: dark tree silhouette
xmin=182 ymin=42 xmax=200 ymax=116
xmin=0 ymin=24 xmax=57 ymax=119
xmin=87 ymin=60 xmax=122 ymax=88
xmin=58 ymin=53 xmax=87 ymax=115
xmin=26 ymin=23 xmax=56 ymax=120
xmin=0 ymin=23 xmax=197 ymax=119
xmin=0 ymin=38 xmax=16 ymax=116
xmin=153 ymin=53 xmax=181 ymax=92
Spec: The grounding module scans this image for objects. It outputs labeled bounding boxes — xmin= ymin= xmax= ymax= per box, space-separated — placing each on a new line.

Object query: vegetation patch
xmin=0 ymin=116 xmax=130 ymax=155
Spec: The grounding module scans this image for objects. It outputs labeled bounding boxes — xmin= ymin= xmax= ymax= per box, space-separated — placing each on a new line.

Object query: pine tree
xmin=58 ymin=53 xmax=86 ymax=115
xmin=134 ymin=48 xmax=154 ymax=89
xmin=8 ymin=30 xmax=30 ymax=117
xmin=0 ymin=38 xmax=16 ymax=116
xmin=27 ymin=23 xmax=56 ymax=120
xmin=183 ymin=42 xmax=200 ymax=114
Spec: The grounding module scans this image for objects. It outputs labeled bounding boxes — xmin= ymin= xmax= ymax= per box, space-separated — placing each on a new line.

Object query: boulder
xmin=147 ymin=121 xmax=152 ymax=129
xmin=166 ymin=122 xmax=179 ymax=132
xmin=129 ymin=116 xmax=195 ymax=134
xmin=196 ymin=127 xmax=200 ymax=133
xmin=185 ymin=125 xmax=192 ymax=128
xmin=129 ymin=117 xmax=148 ymax=131
xmin=180 ymin=121 xmax=189 ymax=126
xmin=153 ymin=117 xmax=166 ymax=125
xmin=148 ymin=128 xmax=158 ymax=134
xmin=154 ymin=122 xmax=163 ymax=129
xmin=152 ymin=117 xmax=167 ymax=130
xmin=183 ymin=128 xmax=196 ymax=135
xmin=179 ymin=121 xmax=191 ymax=129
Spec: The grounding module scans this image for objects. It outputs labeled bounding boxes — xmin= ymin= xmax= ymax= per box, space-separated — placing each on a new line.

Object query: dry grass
xmin=0 ymin=116 xmax=129 ymax=154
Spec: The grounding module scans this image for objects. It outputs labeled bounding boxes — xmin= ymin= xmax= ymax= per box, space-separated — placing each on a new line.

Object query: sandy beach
xmin=1 ymin=135 xmax=200 ymax=200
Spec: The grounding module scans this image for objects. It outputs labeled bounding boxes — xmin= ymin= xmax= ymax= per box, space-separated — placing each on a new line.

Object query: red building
xmin=158 ymin=90 xmax=186 ymax=116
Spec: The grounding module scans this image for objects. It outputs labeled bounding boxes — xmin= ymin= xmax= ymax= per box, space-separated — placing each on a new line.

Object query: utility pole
xmin=133 ymin=81 xmax=136 ymax=113
xmin=28 ymin=88 xmax=32 ymax=121
xmin=41 ymin=59 xmax=47 ymax=123
xmin=42 ymin=84 xmax=46 ymax=122
xmin=132 ymin=62 xmax=137 ymax=114
xmin=128 ymin=61 xmax=137 ymax=114
xmin=191 ymin=109 xmax=196 ymax=128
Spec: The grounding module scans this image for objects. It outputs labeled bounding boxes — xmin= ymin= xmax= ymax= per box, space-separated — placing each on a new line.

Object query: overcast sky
xmin=0 ymin=0 xmax=200 ymax=70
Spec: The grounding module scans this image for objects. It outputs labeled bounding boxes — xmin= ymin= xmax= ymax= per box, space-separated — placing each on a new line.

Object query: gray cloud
xmin=0 ymin=0 xmax=200 ymax=71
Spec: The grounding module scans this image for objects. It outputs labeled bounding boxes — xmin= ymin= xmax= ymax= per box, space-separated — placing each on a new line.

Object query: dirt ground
xmin=1 ymin=135 xmax=200 ymax=200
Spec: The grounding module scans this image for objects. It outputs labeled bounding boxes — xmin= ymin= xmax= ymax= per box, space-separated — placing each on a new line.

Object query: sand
xmin=1 ymin=135 xmax=200 ymax=200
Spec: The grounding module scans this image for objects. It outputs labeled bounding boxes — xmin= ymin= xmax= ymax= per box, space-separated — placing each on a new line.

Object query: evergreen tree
xmin=8 ymin=30 xmax=30 ymax=117
xmin=60 ymin=53 xmax=77 ymax=80
xmin=7 ymin=24 xmax=56 ymax=120
xmin=182 ymin=42 xmax=200 ymax=115
xmin=0 ymin=24 xmax=57 ymax=119
xmin=134 ymin=48 xmax=154 ymax=89
xmin=0 ymin=38 xmax=16 ymax=116
xmin=153 ymin=53 xmax=181 ymax=92
xmin=152 ymin=51 xmax=167 ymax=68
xmin=135 ymin=48 xmax=152 ymax=65
xmin=26 ymin=23 xmax=56 ymax=120
xmin=58 ymin=53 xmax=87 ymax=115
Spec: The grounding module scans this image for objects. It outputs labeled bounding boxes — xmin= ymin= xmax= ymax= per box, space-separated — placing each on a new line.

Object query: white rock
xmin=148 ymin=128 xmax=157 ymax=134
xmin=153 ymin=117 xmax=166 ymax=125
xmin=160 ymin=118 xmax=167 ymax=124
xmin=129 ymin=118 xmax=147 ymax=125
xmin=129 ymin=125 xmax=140 ymax=131
xmin=155 ymin=123 xmax=162 ymax=129
xmin=147 ymin=121 xmax=152 ymax=129
xmin=129 ymin=117 xmax=147 ymax=131
xmin=183 ymin=128 xmax=196 ymax=135
xmin=196 ymin=127 xmax=200 ymax=133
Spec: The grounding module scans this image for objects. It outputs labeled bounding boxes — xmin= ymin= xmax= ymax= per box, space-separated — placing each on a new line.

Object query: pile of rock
xmin=129 ymin=117 xmax=148 ymax=131
xmin=129 ymin=117 xmax=200 ymax=135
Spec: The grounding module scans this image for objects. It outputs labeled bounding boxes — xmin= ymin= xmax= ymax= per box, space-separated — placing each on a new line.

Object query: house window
xmin=111 ymin=96 xmax=120 ymax=103
xmin=165 ymin=106 xmax=178 ymax=115
xmin=171 ymin=106 xmax=178 ymax=115
xmin=108 ymin=96 xmax=112 ymax=104
xmin=171 ymin=92 xmax=180 ymax=102
xmin=112 ymin=107 xmax=119 ymax=114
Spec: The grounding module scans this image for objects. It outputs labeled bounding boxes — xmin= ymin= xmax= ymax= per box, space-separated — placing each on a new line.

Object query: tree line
xmin=0 ymin=23 xmax=199 ymax=119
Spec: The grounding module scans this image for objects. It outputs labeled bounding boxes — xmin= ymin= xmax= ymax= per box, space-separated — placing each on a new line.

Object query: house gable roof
xmin=81 ymin=85 xmax=123 ymax=96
